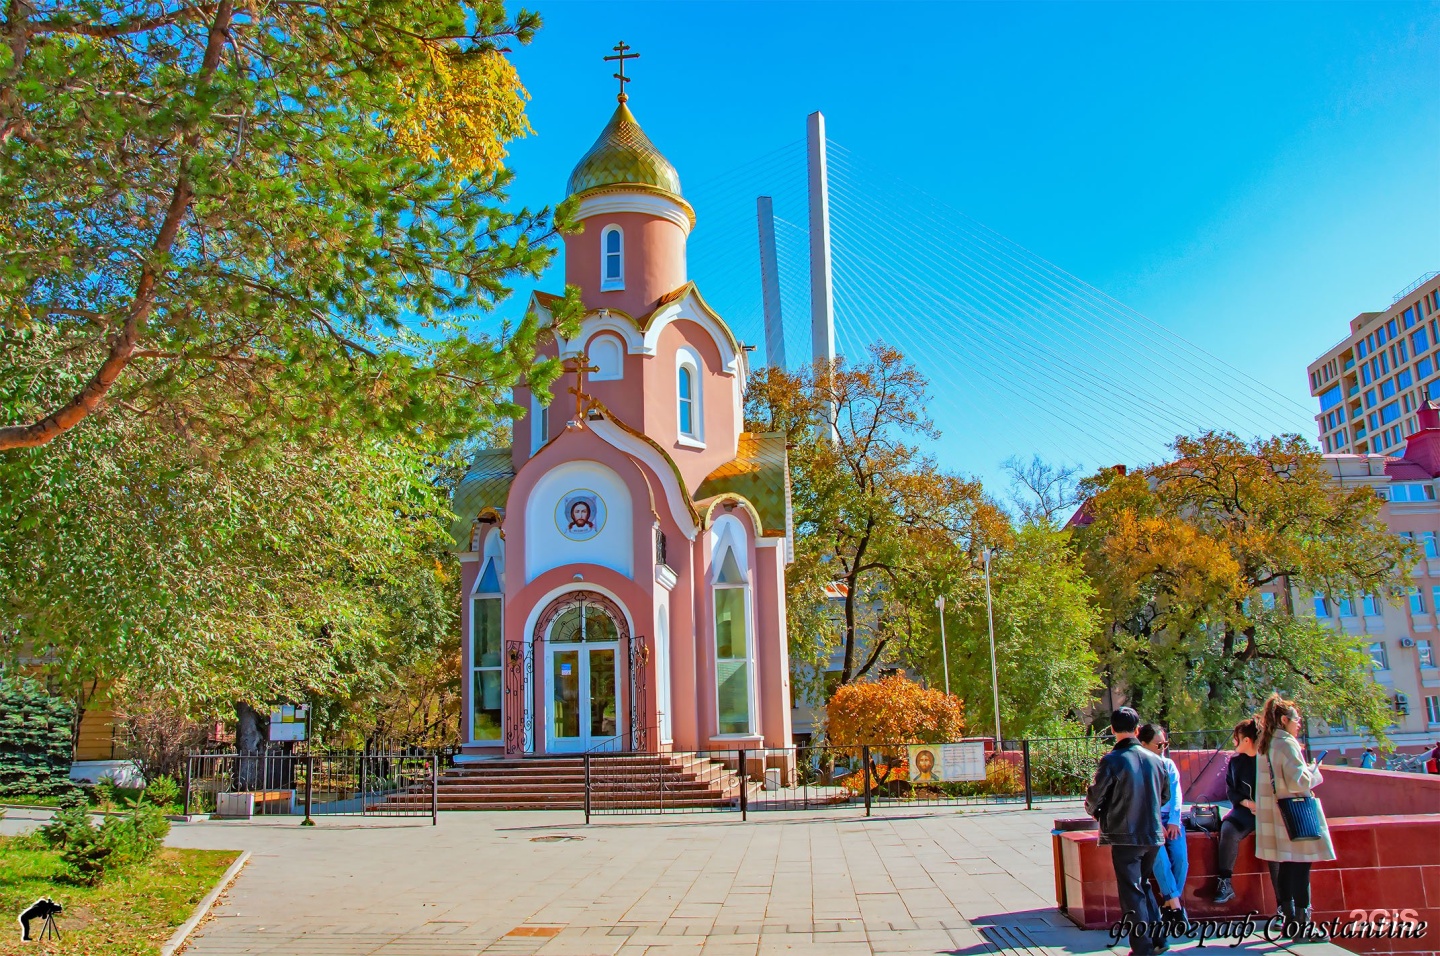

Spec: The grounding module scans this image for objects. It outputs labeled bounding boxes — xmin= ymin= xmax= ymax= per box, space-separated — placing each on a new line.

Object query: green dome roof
xmin=566 ymin=100 xmax=683 ymax=200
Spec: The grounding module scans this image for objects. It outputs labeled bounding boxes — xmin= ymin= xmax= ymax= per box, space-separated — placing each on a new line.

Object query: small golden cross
xmin=603 ymin=41 xmax=640 ymax=102
xmin=563 ymin=353 xmax=600 ymax=422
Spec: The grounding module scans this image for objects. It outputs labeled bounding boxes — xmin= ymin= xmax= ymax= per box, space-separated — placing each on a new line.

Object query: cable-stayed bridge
xmin=677 ymin=116 xmax=1314 ymax=480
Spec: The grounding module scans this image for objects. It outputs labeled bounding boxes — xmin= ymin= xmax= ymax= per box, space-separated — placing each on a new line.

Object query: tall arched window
xmin=471 ymin=535 xmax=505 ymax=742
xmin=710 ymin=518 xmax=753 ymax=736
xmin=678 ymin=366 xmax=695 ymax=435
xmin=601 ymin=225 xmax=623 ymax=291
xmin=676 ymin=348 xmax=702 ymax=445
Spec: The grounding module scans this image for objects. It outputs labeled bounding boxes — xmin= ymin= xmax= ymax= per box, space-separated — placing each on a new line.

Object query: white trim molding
xmin=577 ymin=191 xmax=693 ymax=236
xmin=588 ymin=417 xmax=700 ymax=540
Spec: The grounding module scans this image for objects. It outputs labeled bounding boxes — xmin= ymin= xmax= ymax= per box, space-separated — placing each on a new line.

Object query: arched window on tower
xmin=601 ymin=225 xmax=623 ymax=291
xmin=677 ymin=348 xmax=703 ymax=445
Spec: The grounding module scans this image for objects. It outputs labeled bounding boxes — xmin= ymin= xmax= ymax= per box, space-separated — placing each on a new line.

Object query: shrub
xmin=826 ymin=675 xmax=965 ymax=755
xmin=143 ymin=775 xmax=181 ymax=810
xmin=42 ymin=803 xmax=170 ymax=884
xmin=39 ymin=804 xmax=94 ymax=849
xmin=120 ymin=693 xmax=210 ymax=785
xmin=0 ymin=677 xmax=76 ymax=796
xmin=1029 ymin=739 xmax=1109 ymax=796
xmin=95 ymin=776 xmax=119 ymax=807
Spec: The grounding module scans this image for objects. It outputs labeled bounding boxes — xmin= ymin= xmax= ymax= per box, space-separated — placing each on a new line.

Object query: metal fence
xmin=582 ymin=731 xmax=1231 ymax=821
xmin=185 ymin=750 xmax=438 ymax=822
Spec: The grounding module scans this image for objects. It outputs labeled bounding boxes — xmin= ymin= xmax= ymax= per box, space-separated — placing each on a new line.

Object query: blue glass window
xmin=1415 ymin=329 xmax=1430 ymax=353
xmin=1381 ymin=401 xmax=1401 ymax=424
xmin=1358 ymin=340 xmax=1369 ymax=359
xmin=1381 ymin=352 xmax=1390 ymax=374
xmin=1319 ymin=385 xmax=1343 ymax=410
xmin=1363 ymin=365 xmax=1372 ymax=385
xmin=1381 ymin=379 xmax=1396 ymax=399
xmin=1419 ymin=357 xmax=1433 ymax=380
xmin=1389 ymin=319 xmax=1399 ymax=338
xmin=1398 ymin=369 xmax=1414 ymax=389
xmin=1400 ymin=341 xmax=1409 ymax=362
xmin=678 ymin=365 xmax=695 ymax=436
xmin=1365 ymin=389 xmax=1376 ymax=408
xmin=1405 ymin=307 xmax=1416 ymax=329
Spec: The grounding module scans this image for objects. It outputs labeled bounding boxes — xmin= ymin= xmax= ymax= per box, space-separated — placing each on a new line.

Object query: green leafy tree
xmin=0 ymin=400 xmax=467 ymax=734
xmin=1074 ymin=431 xmax=1408 ymax=738
xmin=927 ymin=523 xmax=1102 ymax=739
xmin=0 ymin=0 xmax=574 ymax=453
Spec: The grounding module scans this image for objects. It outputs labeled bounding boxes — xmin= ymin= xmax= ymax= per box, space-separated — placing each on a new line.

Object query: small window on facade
xmin=1362 ymin=593 xmax=1381 ymax=616
xmin=1410 ymin=587 xmax=1426 ymax=614
xmin=601 ymin=226 xmax=623 ymax=291
xmin=1418 ymin=639 xmax=1436 ymax=669
xmin=678 ymin=365 xmax=696 ymax=436
xmin=1313 ymin=592 xmax=1330 ymax=618
xmin=1370 ymin=640 xmax=1389 ymax=670
xmin=531 ymin=393 xmax=549 ymax=456
xmin=1426 ymin=695 xmax=1440 ymax=725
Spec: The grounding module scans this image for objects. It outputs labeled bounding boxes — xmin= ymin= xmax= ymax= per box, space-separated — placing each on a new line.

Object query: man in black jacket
xmin=1086 ymin=707 xmax=1171 ymax=956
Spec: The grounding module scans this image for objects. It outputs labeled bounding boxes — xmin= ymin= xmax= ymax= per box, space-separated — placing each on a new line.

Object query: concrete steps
xmin=377 ymin=752 xmax=752 ymax=811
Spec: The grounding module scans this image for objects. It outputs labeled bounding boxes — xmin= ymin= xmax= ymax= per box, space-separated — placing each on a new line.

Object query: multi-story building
xmin=1307 ymin=272 xmax=1440 ymax=456
xmin=1303 ymin=401 xmax=1440 ymax=756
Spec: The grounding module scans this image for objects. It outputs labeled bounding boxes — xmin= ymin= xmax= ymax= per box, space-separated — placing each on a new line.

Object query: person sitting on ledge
xmin=1213 ymin=717 xmax=1259 ymax=904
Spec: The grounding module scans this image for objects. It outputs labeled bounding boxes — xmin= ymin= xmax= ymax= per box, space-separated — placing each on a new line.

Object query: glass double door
xmin=547 ymin=643 xmax=619 ymax=752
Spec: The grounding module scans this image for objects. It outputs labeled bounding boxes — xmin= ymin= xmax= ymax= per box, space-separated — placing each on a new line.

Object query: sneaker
xmin=1214 ymin=877 xmax=1235 ymax=904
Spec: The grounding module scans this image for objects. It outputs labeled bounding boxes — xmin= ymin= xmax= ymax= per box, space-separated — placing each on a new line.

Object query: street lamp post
xmin=984 ymin=547 xmax=1002 ymax=744
xmin=935 ymin=594 xmax=950 ymax=696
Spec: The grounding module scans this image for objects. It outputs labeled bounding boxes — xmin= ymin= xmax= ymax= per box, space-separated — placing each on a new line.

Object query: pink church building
xmin=453 ymin=92 xmax=795 ymax=759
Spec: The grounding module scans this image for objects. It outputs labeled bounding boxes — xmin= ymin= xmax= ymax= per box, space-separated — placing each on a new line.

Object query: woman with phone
xmin=1255 ymin=693 xmax=1335 ymax=931
xmin=1213 ymin=718 xmax=1259 ymax=903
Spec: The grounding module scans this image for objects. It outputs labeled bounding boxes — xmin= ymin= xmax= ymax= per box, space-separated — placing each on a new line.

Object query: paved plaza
xmin=1 ymin=803 xmax=1350 ymax=956
xmin=164 ymin=803 xmax=1096 ymax=956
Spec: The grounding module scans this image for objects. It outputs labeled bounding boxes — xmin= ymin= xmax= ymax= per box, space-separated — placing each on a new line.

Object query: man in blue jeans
xmin=1086 ymin=708 xmax=1171 ymax=956
xmin=1139 ymin=724 xmax=1188 ymax=928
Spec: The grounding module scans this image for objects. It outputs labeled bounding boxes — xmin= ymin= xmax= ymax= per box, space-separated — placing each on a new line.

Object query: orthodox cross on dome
xmin=562 ymin=353 xmax=600 ymax=425
xmin=604 ymin=41 xmax=639 ymax=102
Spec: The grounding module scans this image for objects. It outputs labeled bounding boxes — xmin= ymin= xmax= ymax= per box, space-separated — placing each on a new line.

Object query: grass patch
xmin=0 ymin=835 xmax=239 ymax=955
xmin=0 ymin=795 xmax=66 ymax=808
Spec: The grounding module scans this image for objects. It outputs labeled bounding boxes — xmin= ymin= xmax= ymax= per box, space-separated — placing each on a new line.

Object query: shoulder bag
xmin=1268 ymin=749 xmax=1324 ymax=842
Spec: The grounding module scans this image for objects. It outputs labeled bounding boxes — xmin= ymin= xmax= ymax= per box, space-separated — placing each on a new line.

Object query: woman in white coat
xmin=1255 ymin=693 xmax=1335 ymax=928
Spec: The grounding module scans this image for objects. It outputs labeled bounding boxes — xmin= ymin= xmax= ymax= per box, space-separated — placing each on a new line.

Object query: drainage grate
xmin=980 ymin=924 xmax=1049 ymax=956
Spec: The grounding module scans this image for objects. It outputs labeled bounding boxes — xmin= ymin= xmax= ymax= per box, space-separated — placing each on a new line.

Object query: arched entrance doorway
xmin=537 ymin=591 xmax=628 ymax=753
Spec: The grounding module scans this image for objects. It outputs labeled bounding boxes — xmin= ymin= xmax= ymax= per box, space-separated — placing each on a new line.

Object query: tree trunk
xmin=235 ymin=701 xmax=266 ymax=791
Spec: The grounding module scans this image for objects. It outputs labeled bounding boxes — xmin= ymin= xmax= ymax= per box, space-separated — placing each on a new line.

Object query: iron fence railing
xmin=580 ymin=731 xmax=1233 ymax=820
xmin=184 ymin=750 xmax=438 ymax=822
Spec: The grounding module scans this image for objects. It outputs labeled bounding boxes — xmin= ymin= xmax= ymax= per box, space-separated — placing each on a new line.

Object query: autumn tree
xmin=825 ymin=674 xmax=965 ymax=749
xmin=1074 ymin=432 xmax=1409 ymax=737
xmin=0 ymin=0 xmax=575 ymax=454
xmin=746 ymin=346 xmax=1008 ymax=703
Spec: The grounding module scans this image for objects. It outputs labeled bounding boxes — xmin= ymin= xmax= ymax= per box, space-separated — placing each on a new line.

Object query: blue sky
xmin=487 ymin=1 xmax=1439 ymax=489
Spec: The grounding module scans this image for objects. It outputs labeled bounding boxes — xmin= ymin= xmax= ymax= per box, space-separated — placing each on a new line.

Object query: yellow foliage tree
xmin=825 ymin=674 xmax=964 ymax=750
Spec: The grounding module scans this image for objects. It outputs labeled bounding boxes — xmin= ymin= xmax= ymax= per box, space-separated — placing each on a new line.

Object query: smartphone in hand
xmin=1312 ymin=750 xmax=1329 ymax=765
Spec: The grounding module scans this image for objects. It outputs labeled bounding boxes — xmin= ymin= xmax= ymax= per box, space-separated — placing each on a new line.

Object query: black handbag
xmin=1185 ymin=804 xmax=1222 ymax=832
xmin=1268 ymin=751 xmax=1324 ymax=842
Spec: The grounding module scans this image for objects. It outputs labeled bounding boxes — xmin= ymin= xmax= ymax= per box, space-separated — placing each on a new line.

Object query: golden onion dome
xmin=566 ymin=100 xmax=683 ymax=202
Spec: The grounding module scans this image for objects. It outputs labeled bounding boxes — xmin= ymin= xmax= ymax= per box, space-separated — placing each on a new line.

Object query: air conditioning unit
xmin=1401 ymin=637 xmax=1417 ymax=648
xmin=1393 ymin=693 xmax=1410 ymax=716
